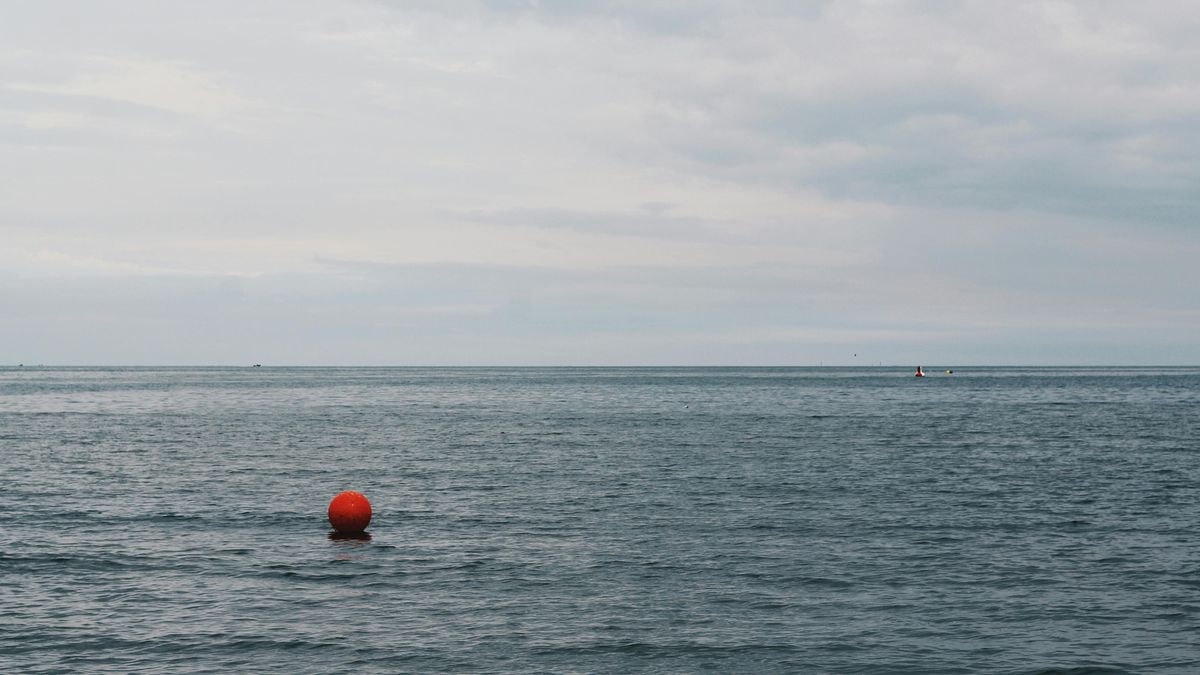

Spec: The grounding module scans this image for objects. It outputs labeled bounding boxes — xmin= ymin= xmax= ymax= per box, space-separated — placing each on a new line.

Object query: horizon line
xmin=4 ymin=364 xmax=1197 ymax=369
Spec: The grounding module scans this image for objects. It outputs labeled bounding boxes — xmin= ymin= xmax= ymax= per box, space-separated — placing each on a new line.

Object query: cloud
xmin=7 ymin=56 xmax=246 ymax=119
xmin=0 ymin=1 xmax=1197 ymax=364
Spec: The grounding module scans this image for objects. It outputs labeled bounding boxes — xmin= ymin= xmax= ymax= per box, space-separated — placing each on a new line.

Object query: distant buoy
xmin=328 ymin=490 xmax=372 ymax=534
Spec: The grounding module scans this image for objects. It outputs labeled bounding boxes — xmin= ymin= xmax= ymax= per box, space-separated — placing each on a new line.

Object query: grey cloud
xmin=417 ymin=0 xmax=1200 ymax=226
xmin=446 ymin=205 xmax=749 ymax=241
xmin=2 ymin=1 xmax=1197 ymax=364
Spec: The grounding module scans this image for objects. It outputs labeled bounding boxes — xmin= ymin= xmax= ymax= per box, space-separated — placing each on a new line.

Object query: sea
xmin=1 ymin=366 xmax=1197 ymax=674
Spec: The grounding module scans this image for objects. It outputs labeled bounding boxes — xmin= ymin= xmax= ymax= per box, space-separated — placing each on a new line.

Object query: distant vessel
xmin=915 ymin=366 xmax=925 ymax=377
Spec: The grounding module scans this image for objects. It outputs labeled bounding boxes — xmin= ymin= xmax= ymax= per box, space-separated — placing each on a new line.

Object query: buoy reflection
xmin=328 ymin=531 xmax=372 ymax=542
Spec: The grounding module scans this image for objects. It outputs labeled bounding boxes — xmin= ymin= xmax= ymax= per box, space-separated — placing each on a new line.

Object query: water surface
xmin=1 ymin=367 xmax=1197 ymax=673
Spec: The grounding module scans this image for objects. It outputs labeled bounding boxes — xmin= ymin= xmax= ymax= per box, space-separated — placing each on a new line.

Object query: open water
xmin=1 ymin=366 xmax=1197 ymax=673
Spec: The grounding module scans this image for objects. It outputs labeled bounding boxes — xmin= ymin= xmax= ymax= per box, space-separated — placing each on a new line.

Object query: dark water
xmin=2 ymin=367 xmax=1198 ymax=674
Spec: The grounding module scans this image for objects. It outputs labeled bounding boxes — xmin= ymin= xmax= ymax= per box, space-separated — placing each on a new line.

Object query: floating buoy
xmin=328 ymin=490 xmax=372 ymax=534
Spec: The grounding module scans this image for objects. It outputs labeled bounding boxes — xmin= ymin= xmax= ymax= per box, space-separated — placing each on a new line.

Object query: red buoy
xmin=328 ymin=490 xmax=372 ymax=534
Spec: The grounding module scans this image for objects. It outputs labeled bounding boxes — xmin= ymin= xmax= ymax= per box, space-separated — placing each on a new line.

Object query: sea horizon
xmin=5 ymin=363 xmax=1199 ymax=369
xmin=7 ymin=2 xmax=1198 ymax=671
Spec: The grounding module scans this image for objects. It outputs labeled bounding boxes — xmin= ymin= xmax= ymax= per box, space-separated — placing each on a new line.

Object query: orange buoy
xmin=328 ymin=490 xmax=372 ymax=534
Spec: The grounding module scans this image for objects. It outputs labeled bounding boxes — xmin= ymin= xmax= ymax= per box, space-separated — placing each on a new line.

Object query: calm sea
xmin=1 ymin=367 xmax=1197 ymax=673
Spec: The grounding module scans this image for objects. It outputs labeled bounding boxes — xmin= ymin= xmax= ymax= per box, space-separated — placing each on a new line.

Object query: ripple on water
xmin=1 ymin=367 xmax=1199 ymax=673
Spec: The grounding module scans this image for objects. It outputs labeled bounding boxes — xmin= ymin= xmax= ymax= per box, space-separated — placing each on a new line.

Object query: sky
xmin=2 ymin=0 xmax=1198 ymax=365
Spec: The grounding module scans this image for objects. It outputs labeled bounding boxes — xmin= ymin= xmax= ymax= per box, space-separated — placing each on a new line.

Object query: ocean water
xmin=1 ymin=366 xmax=1197 ymax=674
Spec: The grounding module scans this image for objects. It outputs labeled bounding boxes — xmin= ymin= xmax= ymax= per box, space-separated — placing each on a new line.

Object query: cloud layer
xmin=2 ymin=1 xmax=1197 ymax=364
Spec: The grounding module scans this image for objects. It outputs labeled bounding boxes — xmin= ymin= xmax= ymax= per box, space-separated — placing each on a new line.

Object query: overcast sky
xmin=2 ymin=1 xmax=1197 ymax=365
